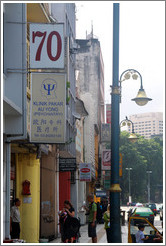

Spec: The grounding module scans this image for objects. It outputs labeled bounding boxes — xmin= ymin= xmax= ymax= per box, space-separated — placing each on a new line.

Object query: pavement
xmin=49 ymin=222 xmax=128 ymax=244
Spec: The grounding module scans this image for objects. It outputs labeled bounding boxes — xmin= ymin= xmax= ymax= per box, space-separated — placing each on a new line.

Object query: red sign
xmin=106 ymin=104 xmax=111 ymax=124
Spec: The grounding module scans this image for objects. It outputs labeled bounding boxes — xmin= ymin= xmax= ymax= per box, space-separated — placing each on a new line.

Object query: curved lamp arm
xmin=119 ymin=69 xmax=143 ymax=89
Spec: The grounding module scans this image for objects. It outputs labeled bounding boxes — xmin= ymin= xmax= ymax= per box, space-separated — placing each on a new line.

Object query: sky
xmin=75 ymin=1 xmax=165 ymax=121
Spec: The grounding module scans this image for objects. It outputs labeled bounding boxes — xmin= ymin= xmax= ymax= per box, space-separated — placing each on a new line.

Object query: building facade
xmin=3 ymin=2 xmax=77 ymax=242
xmin=128 ymin=112 xmax=163 ymax=139
xmin=76 ymin=35 xmax=105 ymax=198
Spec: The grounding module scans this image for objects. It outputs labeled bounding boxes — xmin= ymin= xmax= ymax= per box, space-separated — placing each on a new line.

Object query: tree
xmin=119 ymin=131 xmax=163 ymax=204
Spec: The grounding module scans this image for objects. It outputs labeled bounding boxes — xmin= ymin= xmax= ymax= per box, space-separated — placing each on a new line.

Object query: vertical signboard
xmin=79 ymin=163 xmax=91 ymax=182
xmin=102 ymin=150 xmax=111 ymax=170
xmin=30 ymin=23 xmax=64 ymax=69
xmin=101 ymin=123 xmax=111 ymax=142
xmin=30 ymin=73 xmax=66 ymax=143
xmin=106 ymin=104 xmax=111 ymax=124
xmin=119 ymin=153 xmax=122 ymax=177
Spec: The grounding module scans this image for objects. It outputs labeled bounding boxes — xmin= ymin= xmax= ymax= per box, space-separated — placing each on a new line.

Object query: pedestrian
xmin=103 ymin=204 xmax=111 ymax=242
xmin=135 ymin=224 xmax=149 ymax=243
xmin=63 ymin=200 xmax=75 ymax=218
xmin=83 ymin=193 xmax=97 ymax=243
xmin=59 ymin=200 xmax=79 ymax=243
xmin=10 ymin=198 xmax=21 ymax=239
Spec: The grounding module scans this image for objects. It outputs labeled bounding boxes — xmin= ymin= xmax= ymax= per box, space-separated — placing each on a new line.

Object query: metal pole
xmin=129 ymin=169 xmax=131 ymax=200
xmin=147 ymin=171 xmax=152 ymax=203
xmin=126 ymin=167 xmax=132 ymax=203
xmin=109 ymin=3 xmax=122 ymax=243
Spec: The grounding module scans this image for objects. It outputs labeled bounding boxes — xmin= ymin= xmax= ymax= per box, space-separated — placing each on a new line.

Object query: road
xmin=49 ymin=206 xmax=163 ymax=244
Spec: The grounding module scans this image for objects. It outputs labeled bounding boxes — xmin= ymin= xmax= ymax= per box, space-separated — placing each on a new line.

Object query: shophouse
xmin=76 ymin=34 xmax=105 ymax=200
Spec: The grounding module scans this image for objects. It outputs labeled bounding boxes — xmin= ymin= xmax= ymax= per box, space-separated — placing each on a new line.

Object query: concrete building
xmin=128 ymin=112 xmax=163 ymax=139
xmin=3 ymin=2 xmax=77 ymax=242
xmin=3 ymin=3 xmax=59 ymax=242
xmin=76 ymin=35 xmax=105 ymax=198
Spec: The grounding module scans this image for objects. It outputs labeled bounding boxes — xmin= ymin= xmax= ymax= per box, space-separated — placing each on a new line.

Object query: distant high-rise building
xmin=128 ymin=112 xmax=163 ymax=139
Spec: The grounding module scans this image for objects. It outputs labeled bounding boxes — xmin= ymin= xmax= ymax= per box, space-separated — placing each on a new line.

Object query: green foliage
xmin=120 ymin=131 xmax=163 ymax=204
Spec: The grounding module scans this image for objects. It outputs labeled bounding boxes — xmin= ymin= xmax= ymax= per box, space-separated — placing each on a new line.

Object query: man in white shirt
xmin=10 ymin=198 xmax=21 ymax=239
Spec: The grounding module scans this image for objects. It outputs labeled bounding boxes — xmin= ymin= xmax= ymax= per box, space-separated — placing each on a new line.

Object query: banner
xmin=106 ymin=104 xmax=111 ymax=124
xmin=102 ymin=150 xmax=111 ymax=170
xmin=79 ymin=163 xmax=91 ymax=182
xmin=30 ymin=73 xmax=66 ymax=143
xmin=101 ymin=123 xmax=111 ymax=142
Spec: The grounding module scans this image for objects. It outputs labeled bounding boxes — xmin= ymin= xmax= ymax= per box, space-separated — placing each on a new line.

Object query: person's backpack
xmin=96 ymin=203 xmax=103 ymax=222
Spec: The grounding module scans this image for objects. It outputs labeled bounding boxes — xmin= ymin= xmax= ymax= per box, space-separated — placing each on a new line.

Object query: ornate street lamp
xmin=119 ymin=69 xmax=152 ymax=106
xmin=109 ymin=3 xmax=152 ymax=243
xmin=120 ymin=116 xmax=138 ymax=143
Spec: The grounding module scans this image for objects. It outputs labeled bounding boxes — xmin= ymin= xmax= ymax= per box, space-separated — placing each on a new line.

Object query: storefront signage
xmin=30 ymin=73 xmax=66 ymax=143
xmin=102 ymin=150 xmax=111 ymax=170
xmin=79 ymin=163 xmax=91 ymax=182
xmin=59 ymin=158 xmax=76 ymax=172
xmin=30 ymin=23 xmax=64 ymax=68
xmin=95 ymin=190 xmax=107 ymax=197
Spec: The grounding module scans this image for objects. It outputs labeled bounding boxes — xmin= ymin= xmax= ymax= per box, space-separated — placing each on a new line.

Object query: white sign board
xmin=79 ymin=163 xmax=91 ymax=182
xmin=30 ymin=23 xmax=64 ymax=68
xmin=30 ymin=73 xmax=66 ymax=143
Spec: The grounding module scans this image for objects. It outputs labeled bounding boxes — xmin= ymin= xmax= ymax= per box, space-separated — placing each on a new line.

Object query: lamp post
xmin=109 ymin=3 xmax=152 ymax=243
xmin=126 ymin=168 xmax=133 ymax=204
xmin=147 ymin=171 xmax=152 ymax=203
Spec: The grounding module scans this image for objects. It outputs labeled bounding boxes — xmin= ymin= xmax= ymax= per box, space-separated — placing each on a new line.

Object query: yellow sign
xmin=30 ymin=73 xmax=66 ymax=143
xmin=119 ymin=153 xmax=122 ymax=176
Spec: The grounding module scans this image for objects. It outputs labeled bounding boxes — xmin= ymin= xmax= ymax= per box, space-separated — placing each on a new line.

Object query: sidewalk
xmin=49 ymin=223 xmax=128 ymax=244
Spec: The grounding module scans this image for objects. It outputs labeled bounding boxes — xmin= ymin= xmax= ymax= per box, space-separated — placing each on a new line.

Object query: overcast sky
xmin=75 ymin=1 xmax=165 ymax=121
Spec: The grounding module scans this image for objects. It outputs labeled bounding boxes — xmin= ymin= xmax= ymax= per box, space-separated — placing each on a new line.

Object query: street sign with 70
xmin=30 ymin=23 xmax=64 ymax=69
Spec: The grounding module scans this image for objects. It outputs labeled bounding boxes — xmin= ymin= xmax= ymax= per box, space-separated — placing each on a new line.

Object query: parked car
xmin=135 ymin=202 xmax=143 ymax=207
xmin=156 ymin=204 xmax=163 ymax=214
xmin=128 ymin=207 xmax=155 ymax=225
xmin=147 ymin=203 xmax=157 ymax=216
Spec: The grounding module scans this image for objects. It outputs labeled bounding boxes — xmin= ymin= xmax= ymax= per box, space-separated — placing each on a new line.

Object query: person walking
xmin=10 ymin=198 xmax=21 ymax=239
xmin=103 ymin=204 xmax=111 ymax=242
xmin=83 ymin=194 xmax=97 ymax=243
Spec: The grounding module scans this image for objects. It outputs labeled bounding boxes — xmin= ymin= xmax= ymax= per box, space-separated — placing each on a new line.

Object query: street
xmin=49 ymin=206 xmax=163 ymax=244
